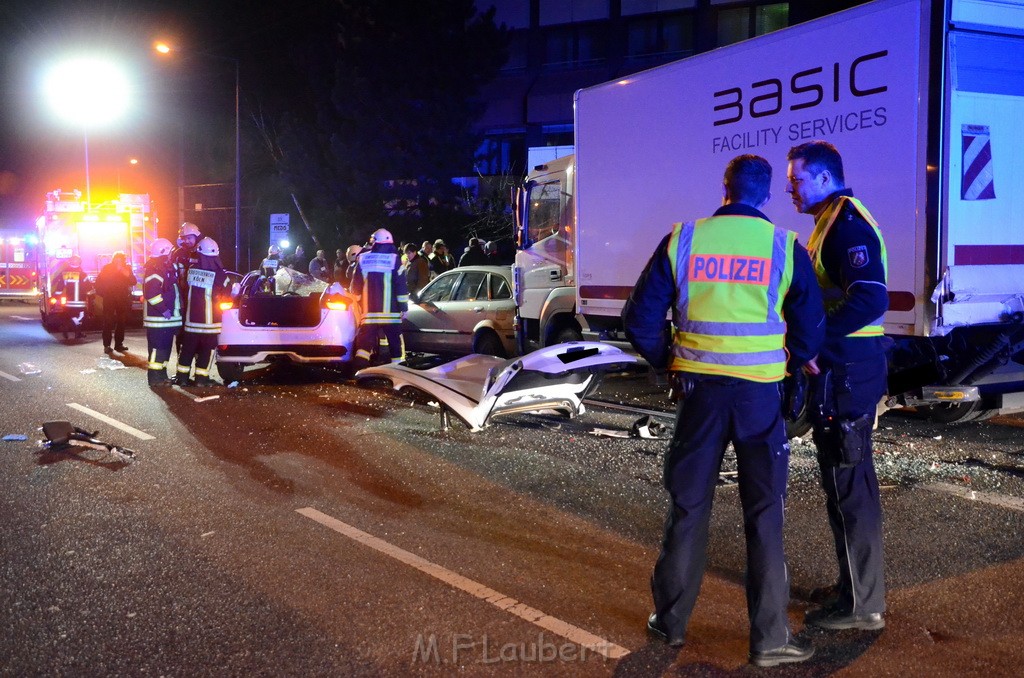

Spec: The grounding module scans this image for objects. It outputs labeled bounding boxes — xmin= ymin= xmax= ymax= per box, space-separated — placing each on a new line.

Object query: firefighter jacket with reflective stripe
xmin=53 ymin=267 xmax=90 ymax=310
xmin=806 ymin=193 xmax=888 ymax=338
xmin=143 ymin=255 xmax=182 ymax=328
xmin=667 ymin=214 xmax=796 ymax=382
xmin=351 ymin=244 xmax=408 ymax=324
xmin=183 ymin=266 xmax=231 ymax=334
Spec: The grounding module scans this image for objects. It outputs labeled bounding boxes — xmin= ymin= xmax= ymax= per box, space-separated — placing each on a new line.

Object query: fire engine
xmin=0 ymin=230 xmax=40 ymax=297
xmin=37 ymin=189 xmax=158 ymax=330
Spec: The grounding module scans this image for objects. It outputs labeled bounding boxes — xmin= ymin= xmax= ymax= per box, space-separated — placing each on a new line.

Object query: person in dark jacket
xmin=623 ymin=154 xmax=824 ymax=667
xmin=142 ymin=238 xmax=181 ymax=386
xmin=786 ymin=140 xmax=890 ymax=633
xmin=175 ymin=237 xmax=232 ymax=386
xmin=428 ymin=239 xmax=455 ymax=277
xmin=458 ymin=237 xmax=488 ymax=267
xmin=402 ymin=242 xmax=430 ymax=298
xmin=309 ymin=249 xmax=330 ymax=282
xmin=95 ymin=251 xmax=138 ymax=354
xmin=351 ymin=228 xmax=408 ymax=369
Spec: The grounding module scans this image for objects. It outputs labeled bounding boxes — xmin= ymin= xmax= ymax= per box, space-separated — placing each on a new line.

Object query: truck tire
xmin=925 ymin=401 xmax=995 ymax=425
xmin=546 ymin=321 xmax=583 ymax=346
xmin=217 ymin=362 xmax=245 ymax=384
xmin=41 ymin=313 xmax=61 ymax=332
xmin=473 ymin=329 xmax=506 ymax=358
xmin=785 ymin=408 xmax=813 ymax=439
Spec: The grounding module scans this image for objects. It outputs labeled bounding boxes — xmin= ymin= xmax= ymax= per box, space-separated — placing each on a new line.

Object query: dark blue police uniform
xmin=624 ymin=203 xmax=824 ymax=652
xmin=806 ymin=189 xmax=889 ymax=621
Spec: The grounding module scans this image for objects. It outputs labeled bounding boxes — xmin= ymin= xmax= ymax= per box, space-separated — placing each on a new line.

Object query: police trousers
xmin=652 ymin=377 xmax=792 ymax=652
xmin=809 ymin=354 xmax=887 ymax=615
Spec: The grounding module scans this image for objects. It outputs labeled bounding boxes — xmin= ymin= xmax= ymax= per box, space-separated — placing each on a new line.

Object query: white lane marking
xmin=297 ymin=507 xmax=630 ymax=659
xmin=11 ymin=315 xmax=34 ymax=321
xmin=172 ymin=385 xmax=220 ymax=403
xmin=0 ymin=370 xmax=22 ymax=382
xmin=922 ymin=482 xmax=1024 ymax=512
xmin=66 ymin=403 xmax=156 ymax=440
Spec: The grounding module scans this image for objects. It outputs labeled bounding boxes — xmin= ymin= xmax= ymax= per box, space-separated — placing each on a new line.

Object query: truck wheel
xmin=217 ymin=362 xmax=245 ymax=384
xmin=785 ymin=407 xmax=813 ymax=439
xmin=547 ymin=322 xmax=583 ymax=346
xmin=925 ymin=401 xmax=994 ymax=424
xmin=41 ymin=313 xmax=61 ymax=332
xmin=473 ymin=330 xmax=506 ymax=358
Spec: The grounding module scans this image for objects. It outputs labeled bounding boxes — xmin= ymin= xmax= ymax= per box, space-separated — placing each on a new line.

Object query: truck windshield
xmin=525 ymin=180 xmax=562 ymax=247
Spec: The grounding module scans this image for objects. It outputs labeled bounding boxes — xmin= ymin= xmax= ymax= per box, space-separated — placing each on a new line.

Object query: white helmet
xmin=268 ymin=244 xmax=281 ymax=256
xmin=180 ymin=222 xmax=201 ymax=238
xmin=346 ymin=244 xmax=362 ymax=257
xmin=150 ymin=238 xmax=173 ymax=258
xmin=196 ymin=237 xmax=220 ymax=256
xmin=371 ymin=228 xmax=393 ymax=244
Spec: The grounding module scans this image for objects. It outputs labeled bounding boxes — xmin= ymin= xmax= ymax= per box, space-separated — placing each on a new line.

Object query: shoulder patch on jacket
xmin=847 ymin=245 xmax=869 ymax=269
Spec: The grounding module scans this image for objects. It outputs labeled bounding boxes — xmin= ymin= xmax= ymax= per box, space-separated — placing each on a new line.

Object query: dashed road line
xmin=11 ymin=315 xmax=35 ymax=321
xmin=66 ymin=403 xmax=155 ymax=440
xmin=0 ymin=370 xmax=22 ymax=382
xmin=922 ymin=482 xmax=1024 ymax=512
xmin=296 ymin=506 xmax=630 ymax=659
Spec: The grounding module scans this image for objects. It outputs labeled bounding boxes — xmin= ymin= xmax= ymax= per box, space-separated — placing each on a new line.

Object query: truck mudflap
xmin=354 ymin=341 xmax=637 ymax=431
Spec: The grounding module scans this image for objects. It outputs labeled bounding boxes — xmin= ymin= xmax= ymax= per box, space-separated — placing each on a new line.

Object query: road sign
xmin=270 ymin=213 xmax=290 ymax=242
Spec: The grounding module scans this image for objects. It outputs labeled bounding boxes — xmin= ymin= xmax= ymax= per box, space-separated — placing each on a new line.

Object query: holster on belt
xmin=668 ymin=371 xmax=695 ymax=403
xmin=811 ymin=367 xmax=871 ymax=467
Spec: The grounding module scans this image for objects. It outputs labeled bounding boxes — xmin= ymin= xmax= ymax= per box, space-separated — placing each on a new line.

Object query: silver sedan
xmin=403 ymin=265 xmax=515 ymax=357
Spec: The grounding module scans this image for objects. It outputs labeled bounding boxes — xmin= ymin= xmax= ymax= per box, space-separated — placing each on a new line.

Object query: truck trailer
xmin=514 ymin=0 xmax=1024 ymax=423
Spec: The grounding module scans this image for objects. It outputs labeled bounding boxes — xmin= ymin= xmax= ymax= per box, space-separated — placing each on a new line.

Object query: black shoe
xmin=193 ymin=377 xmax=215 ymax=387
xmin=805 ymin=607 xmax=885 ymax=631
xmin=103 ymin=346 xmax=113 ymax=354
xmin=749 ymin=640 xmax=815 ymax=667
xmin=173 ymin=376 xmax=193 ymax=387
xmin=115 ymin=345 xmax=128 ymax=352
xmin=647 ymin=613 xmax=685 ymax=647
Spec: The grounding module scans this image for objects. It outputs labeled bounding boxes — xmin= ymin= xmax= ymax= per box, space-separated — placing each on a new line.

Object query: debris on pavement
xmin=4 ymin=434 xmax=29 ymax=442
xmin=17 ymin=363 xmax=41 ymax=375
xmin=38 ymin=421 xmax=135 ymax=461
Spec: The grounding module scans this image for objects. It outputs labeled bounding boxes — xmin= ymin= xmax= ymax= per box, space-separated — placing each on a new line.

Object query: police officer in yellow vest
xmin=624 ymin=154 xmax=824 ymax=667
xmin=786 ymin=140 xmax=889 ymax=632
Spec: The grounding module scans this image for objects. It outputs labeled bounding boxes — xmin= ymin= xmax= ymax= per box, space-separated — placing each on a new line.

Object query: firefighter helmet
xmin=371 ymin=228 xmax=393 ymax=244
xmin=179 ymin=222 xmax=201 ymax=238
xmin=346 ymin=244 xmax=362 ymax=258
xmin=150 ymin=238 xmax=174 ymax=258
xmin=268 ymin=244 xmax=281 ymax=256
xmin=196 ymin=237 xmax=220 ymax=256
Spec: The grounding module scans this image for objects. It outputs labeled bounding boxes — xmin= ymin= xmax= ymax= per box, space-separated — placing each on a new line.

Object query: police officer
xmin=175 ymin=237 xmax=232 ymax=386
xmin=52 ymin=254 xmax=90 ymax=340
xmin=351 ymin=228 xmax=408 ymax=369
xmin=786 ymin=140 xmax=889 ymax=631
xmin=142 ymin=238 xmax=181 ymax=386
xmin=623 ymin=154 xmax=823 ymax=667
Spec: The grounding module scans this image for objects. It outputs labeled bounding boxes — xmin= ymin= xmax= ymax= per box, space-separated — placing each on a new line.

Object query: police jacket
xmin=351 ymin=243 xmax=408 ymax=324
xmin=143 ymin=256 xmax=182 ymax=328
xmin=183 ymin=264 xmax=232 ymax=334
xmin=807 ymin=189 xmax=889 ymax=364
xmin=623 ymin=203 xmax=824 ymax=379
xmin=53 ymin=265 xmax=91 ymax=310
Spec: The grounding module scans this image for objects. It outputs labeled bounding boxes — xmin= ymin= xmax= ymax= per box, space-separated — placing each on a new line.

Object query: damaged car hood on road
xmin=355 ymin=342 xmax=637 ymax=431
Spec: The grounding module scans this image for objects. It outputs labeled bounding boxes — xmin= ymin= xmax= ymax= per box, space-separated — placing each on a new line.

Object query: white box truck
xmin=513 ymin=0 xmax=1024 ymax=422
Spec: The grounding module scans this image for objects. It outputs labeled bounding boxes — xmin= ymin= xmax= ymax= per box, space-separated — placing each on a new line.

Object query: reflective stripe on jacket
xmin=806 ymin=195 xmax=888 ymax=337
xmin=667 ymin=215 xmax=796 ymax=382
xmin=183 ymin=267 xmax=230 ymax=334
xmin=143 ymin=256 xmax=182 ymax=328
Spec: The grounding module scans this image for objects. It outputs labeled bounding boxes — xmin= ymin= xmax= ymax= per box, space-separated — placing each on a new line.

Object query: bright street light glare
xmin=154 ymin=41 xmax=172 ymax=54
xmin=41 ymin=56 xmax=132 ymax=129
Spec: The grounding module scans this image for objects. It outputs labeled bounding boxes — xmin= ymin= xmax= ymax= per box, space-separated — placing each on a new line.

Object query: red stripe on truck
xmin=955 ymin=245 xmax=1024 ymax=265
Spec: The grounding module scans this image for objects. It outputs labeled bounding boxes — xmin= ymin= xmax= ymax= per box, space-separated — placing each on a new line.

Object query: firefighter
xmin=786 ymin=140 xmax=890 ymax=631
xmin=258 ymin=244 xmax=282 ymax=293
xmin=52 ymin=254 xmax=90 ymax=340
xmin=623 ymin=154 xmax=824 ymax=666
xmin=170 ymin=222 xmax=202 ymax=351
xmin=175 ymin=237 xmax=232 ymax=387
xmin=142 ymin=238 xmax=181 ymax=386
xmin=350 ymin=228 xmax=408 ymax=369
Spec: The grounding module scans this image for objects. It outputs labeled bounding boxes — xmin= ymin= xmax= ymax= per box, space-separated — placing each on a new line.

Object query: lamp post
xmin=156 ymin=42 xmax=242 ymax=272
xmin=41 ymin=56 xmax=131 ymax=207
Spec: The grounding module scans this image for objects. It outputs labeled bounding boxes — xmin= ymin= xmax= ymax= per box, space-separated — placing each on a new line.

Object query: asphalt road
xmin=2 ymin=299 xmax=1023 ymax=676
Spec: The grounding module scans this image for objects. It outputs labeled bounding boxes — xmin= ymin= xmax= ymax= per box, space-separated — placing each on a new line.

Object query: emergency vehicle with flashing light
xmin=36 ymin=189 xmax=157 ymax=330
xmin=0 ymin=230 xmax=40 ymax=298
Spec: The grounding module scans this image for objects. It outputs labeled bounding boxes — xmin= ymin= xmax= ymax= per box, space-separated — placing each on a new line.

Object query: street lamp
xmin=41 ymin=56 xmax=131 ymax=206
xmin=155 ymin=41 xmax=242 ymax=272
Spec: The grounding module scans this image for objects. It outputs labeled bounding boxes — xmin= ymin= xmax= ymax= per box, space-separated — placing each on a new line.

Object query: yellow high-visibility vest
xmin=667 ymin=214 xmax=796 ymax=383
xmin=806 ymin=196 xmax=888 ymax=337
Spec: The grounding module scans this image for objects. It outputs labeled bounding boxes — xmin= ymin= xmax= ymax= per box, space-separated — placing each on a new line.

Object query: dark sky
xmin=0 ymin=0 xmax=311 ymax=230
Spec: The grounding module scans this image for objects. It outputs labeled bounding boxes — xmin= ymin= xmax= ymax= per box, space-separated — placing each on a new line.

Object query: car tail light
xmin=218 ymin=301 xmax=235 ymax=311
xmin=325 ymin=300 xmax=348 ymax=311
